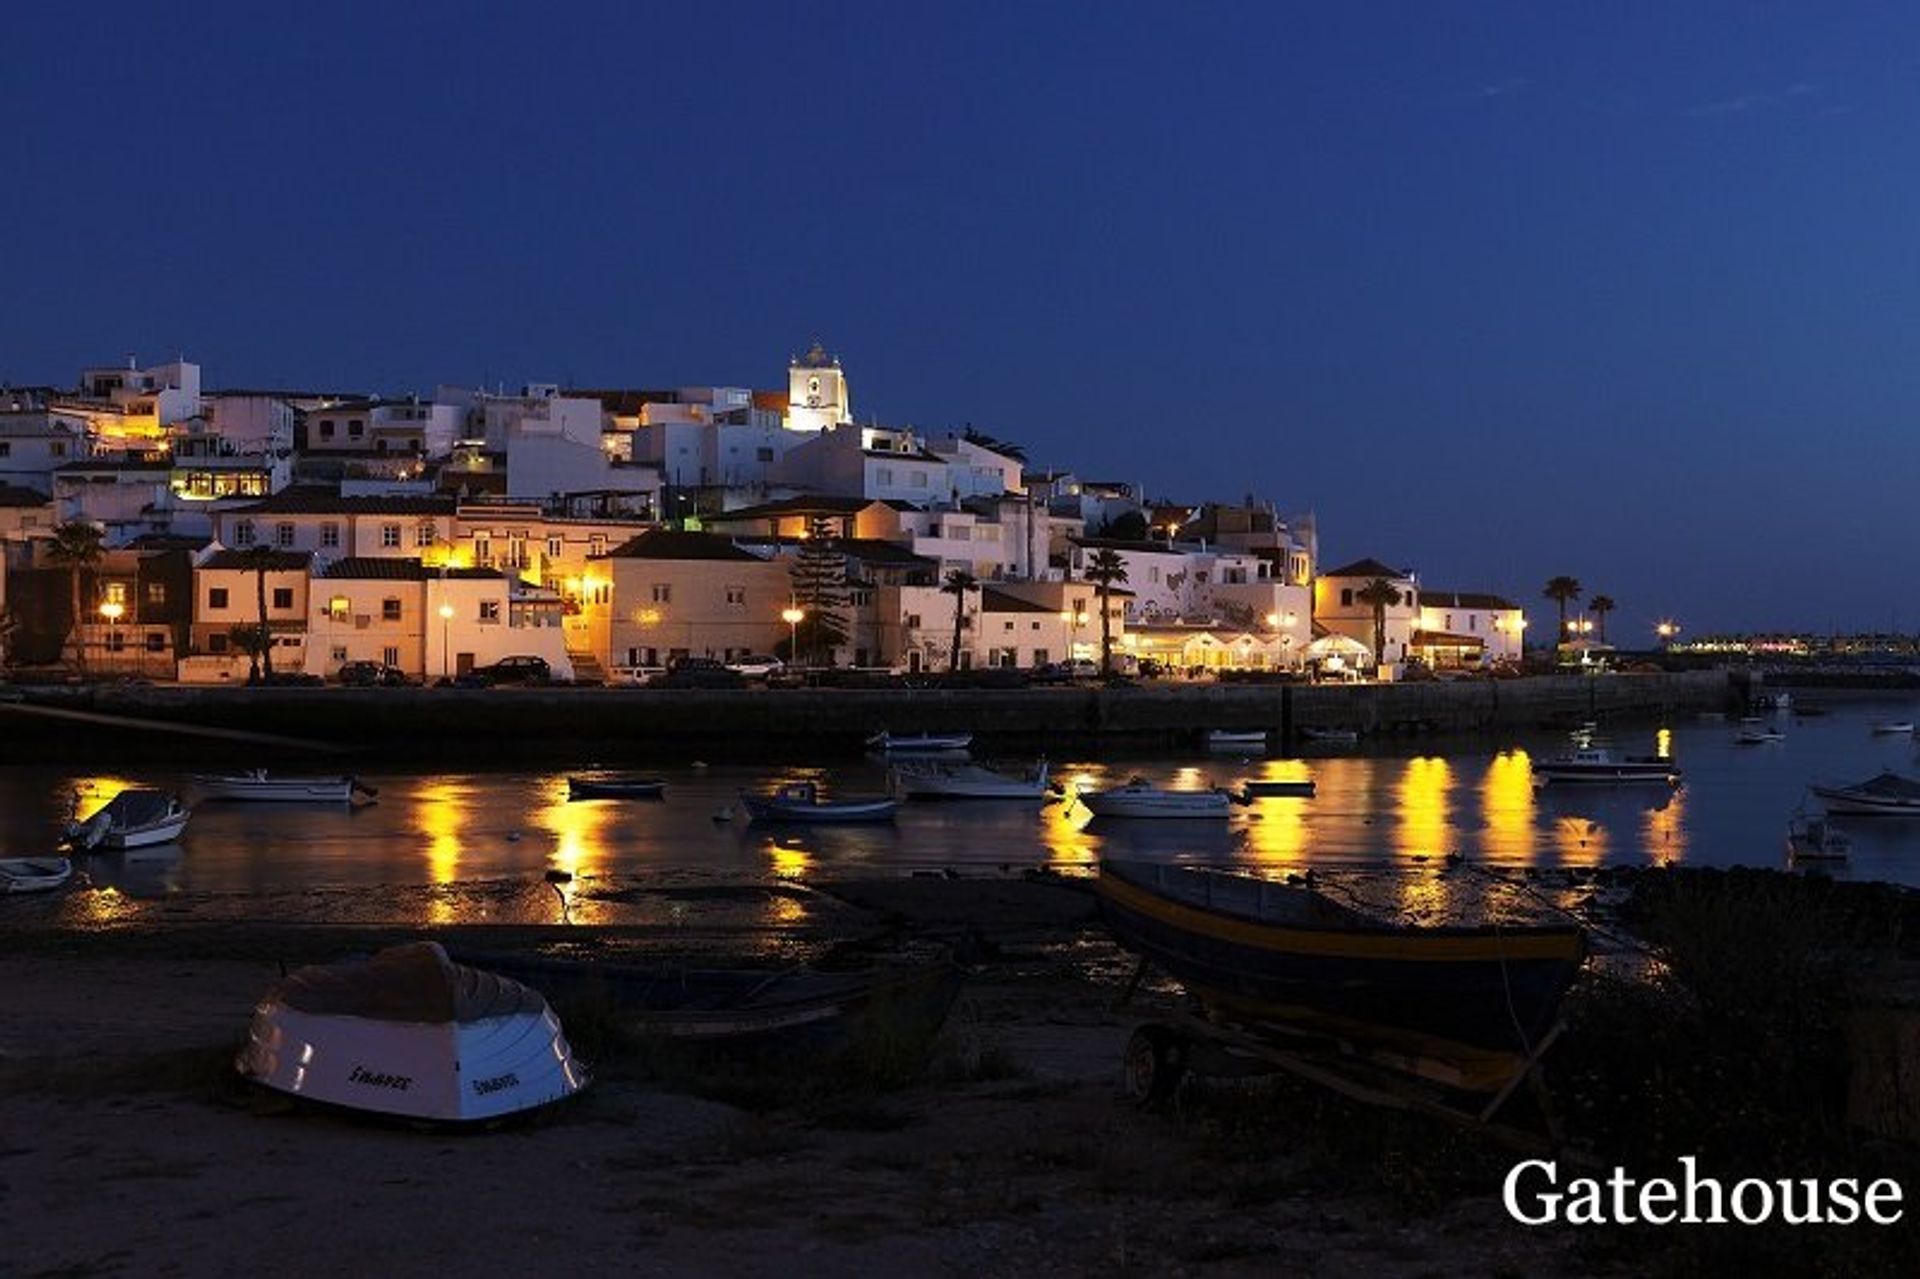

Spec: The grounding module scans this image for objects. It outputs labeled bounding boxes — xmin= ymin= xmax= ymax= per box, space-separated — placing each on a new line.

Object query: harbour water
xmin=6 ymin=692 xmax=1918 ymax=928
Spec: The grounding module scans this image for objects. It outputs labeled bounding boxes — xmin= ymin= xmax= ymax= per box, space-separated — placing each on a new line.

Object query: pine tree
xmin=787 ymin=516 xmax=849 ymax=666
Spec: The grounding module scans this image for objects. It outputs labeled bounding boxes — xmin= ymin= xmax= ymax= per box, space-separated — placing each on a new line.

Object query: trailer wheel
xmin=1124 ymin=1024 xmax=1187 ymax=1109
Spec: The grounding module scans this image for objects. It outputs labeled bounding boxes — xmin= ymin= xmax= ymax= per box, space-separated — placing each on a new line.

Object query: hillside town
xmin=0 ymin=346 xmax=1528 ymax=685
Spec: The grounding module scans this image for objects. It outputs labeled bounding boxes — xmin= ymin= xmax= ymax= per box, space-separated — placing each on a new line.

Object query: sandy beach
xmin=0 ymin=874 xmax=1617 ymax=1279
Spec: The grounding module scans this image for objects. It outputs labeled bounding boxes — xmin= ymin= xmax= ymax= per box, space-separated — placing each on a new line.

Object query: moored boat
xmin=64 ymin=790 xmax=192 ymax=850
xmin=1786 ymin=812 xmax=1850 ymax=861
xmin=1239 ymin=777 xmax=1316 ymax=798
xmin=1204 ymin=729 xmax=1268 ymax=752
xmin=0 ymin=856 xmax=73 ymax=894
xmin=1078 ymin=778 xmax=1234 ymax=819
xmin=1869 ymin=720 xmax=1915 ymax=735
xmin=193 ymin=769 xmax=375 ymax=803
xmin=566 ymin=774 xmax=668 ymax=800
xmin=739 ymin=780 xmax=899 ymax=823
xmin=891 ymin=758 xmax=1050 ymax=800
xmin=1735 ymin=728 xmax=1786 ymax=745
xmin=1810 ymin=770 xmax=1920 ymax=815
xmin=445 ymin=947 xmax=964 ymax=1065
xmin=1095 ymin=859 xmax=1587 ymax=1091
xmin=235 ymin=941 xmax=589 ymax=1123
xmin=1296 ymin=726 xmax=1359 ymax=746
xmin=1531 ymin=747 xmax=1679 ymax=785
xmin=866 ymin=730 xmax=974 ymax=754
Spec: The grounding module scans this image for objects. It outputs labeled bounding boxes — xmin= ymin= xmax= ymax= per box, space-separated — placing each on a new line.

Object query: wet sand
xmin=0 ymin=875 xmax=1602 ymax=1277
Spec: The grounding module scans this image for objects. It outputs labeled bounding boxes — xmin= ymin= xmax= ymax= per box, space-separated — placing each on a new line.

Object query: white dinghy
xmin=235 ymin=941 xmax=589 ymax=1123
xmin=0 ymin=856 xmax=74 ymax=894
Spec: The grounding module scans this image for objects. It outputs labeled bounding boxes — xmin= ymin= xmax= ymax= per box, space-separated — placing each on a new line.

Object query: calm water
xmin=6 ymin=692 xmax=1919 ymax=927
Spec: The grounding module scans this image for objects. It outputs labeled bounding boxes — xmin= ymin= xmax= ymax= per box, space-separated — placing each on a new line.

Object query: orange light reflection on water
xmin=411 ymin=778 xmax=472 ymax=925
xmin=1241 ymin=761 xmax=1313 ymax=868
xmin=1393 ymin=757 xmax=1456 ymax=922
xmin=1644 ymin=785 xmax=1688 ymax=864
xmin=1478 ymin=750 xmax=1537 ymax=864
xmin=532 ymin=778 xmax=617 ymax=883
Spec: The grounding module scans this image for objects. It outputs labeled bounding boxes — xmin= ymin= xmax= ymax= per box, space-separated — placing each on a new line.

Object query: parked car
xmin=462 ymin=655 xmax=553 ymax=686
xmin=336 ymin=660 xmax=412 ymax=688
xmin=723 ymin=654 xmax=786 ymax=678
xmin=662 ymin=656 xmax=746 ymax=689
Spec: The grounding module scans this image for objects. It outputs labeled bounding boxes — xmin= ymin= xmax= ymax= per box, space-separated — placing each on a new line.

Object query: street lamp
xmin=99 ymin=601 xmax=123 ymax=669
xmin=782 ymin=606 xmax=804 ymax=667
xmin=438 ymin=602 xmax=455 ymax=680
xmin=1656 ymin=619 xmax=1680 ymax=645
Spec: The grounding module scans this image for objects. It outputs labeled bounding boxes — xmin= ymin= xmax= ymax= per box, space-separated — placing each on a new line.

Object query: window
xmin=1340 ymin=588 xmax=1353 ymax=607
xmin=328 ymin=596 xmax=349 ymax=620
xmin=380 ymin=524 xmax=401 ymax=548
xmin=589 ymin=535 xmax=606 ymax=556
xmin=102 ymin=581 xmax=128 ymax=607
xmin=331 ymin=645 xmax=348 ymax=663
xmin=107 ymin=631 xmax=125 ymax=652
xmin=145 ymin=632 xmax=166 ymax=652
xmin=209 ymin=633 xmax=228 ymax=653
xmin=382 ymin=646 xmax=399 ymax=667
xmin=1003 ymin=621 xmax=1014 ymax=632
xmin=320 ymin=523 xmax=340 ymax=548
xmin=648 ymin=583 xmax=671 ymax=604
xmin=876 ymin=467 xmax=894 ymax=486
xmin=319 ymin=420 xmax=336 ymax=439
xmin=349 ymin=420 xmax=365 ymax=438
xmin=234 ymin=520 xmax=255 ymax=547
xmin=51 ymin=441 xmax=65 ymax=457
xmin=417 ymin=522 xmax=436 ymax=548
xmin=209 ymin=587 xmax=229 ymax=609
xmin=546 ymin=537 xmax=561 ymax=560
xmin=479 ymin=600 xmax=501 ymax=623
xmin=270 ymin=587 xmax=292 ymax=610
xmin=381 ymin=598 xmax=402 ymax=621
xmin=144 ymin=581 xmax=165 ymax=606
xmin=756 ymin=447 xmax=774 ymax=462
xmin=1033 ymin=648 xmax=1049 ymax=666
xmin=1445 ymin=613 xmax=1454 ymax=630
xmin=474 ymin=537 xmax=491 ymax=566
xmin=0 ymin=442 xmax=8 ymax=457
xmin=905 ymin=613 xmax=922 ymax=629
xmin=910 ymin=471 xmax=928 ymax=488
xmin=725 ymin=585 xmax=745 ymax=606
xmin=276 ymin=522 xmax=295 ymax=548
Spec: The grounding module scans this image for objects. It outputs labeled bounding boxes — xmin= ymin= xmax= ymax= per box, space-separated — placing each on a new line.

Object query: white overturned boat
xmin=867 ymin=730 xmax=973 ymax=754
xmin=892 ymin=758 xmax=1051 ymax=800
xmin=235 ymin=941 xmax=589 ymax=1123
xmin=1810 ymin=770 xmax=1920 ymax=815
xmin=1204 ymin=729 xmax=1268 ymax=752
xmin=65 ymin=790 xmax=191 ymax=850
xmin=1531 ymin=747 xmax=1679 ymax=785
xmin=193 ymin=769 xmax=375 ymax=804
xmin=1 ymin=856 xmax=73 ymax=894
xmin=1078 ymin=777 xmax=1234 ymax=819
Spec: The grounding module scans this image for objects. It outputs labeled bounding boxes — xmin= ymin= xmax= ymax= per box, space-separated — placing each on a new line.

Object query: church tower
xmin=786 ymin=340 xmax=851 ymax=432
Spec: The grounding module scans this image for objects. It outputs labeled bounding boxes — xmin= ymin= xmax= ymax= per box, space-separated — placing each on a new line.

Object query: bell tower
xmin=787 ymin=340 xmax=851 ymax=432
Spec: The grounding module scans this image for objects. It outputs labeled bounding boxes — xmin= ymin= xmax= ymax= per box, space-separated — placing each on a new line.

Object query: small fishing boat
xmin=1869 ymin=720 xmax=1915 ymax=735
xmin=1095 ymin=859 xmax=1587 ymax=1093
xmin=1785 ymin=812 xmax=1850 ymax=861
xmin=1736 ymin=728 xmax=1786 ymax=745
xmin=1296 ymin=726 xmax=1359 ymax=746
xmin=1204 ymin=729 xmax=1268 ymax=752
xmin=891 ymin=758 xmax=1051 ymax=800
xmin=64 ymin=790 xmax=191 ymax=850
xmin=1078 ymin=778 xmax=1234 ymax=819
xmin=739 ymin=780 xmax=899 ymax=824
xmin=866 ymin=730 xmax=974 ymax=754
xmin=193 ymin=769 xmax=375 ymax=803
xmin=1810 ymin=770 xmax=1920 ymax=815
xmin=445 ymin=948 xmax=964 ymax=1066
xmin=0 ymin=856 xmax=73 ymax=894
xmin=566 ymin=774 xmax=668 ymax=800
xmin=235 ymin=941 xmax=589 ymax=1123
xmin=1239 ymin=777 xmax=1316 ymax=799
xmin=1532 ymin=747 xmax=1679 ymax=784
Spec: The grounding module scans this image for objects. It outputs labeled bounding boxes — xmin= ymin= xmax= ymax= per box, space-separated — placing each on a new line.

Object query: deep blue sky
xmin=8 ymin=3 xmax=1918 ymax=635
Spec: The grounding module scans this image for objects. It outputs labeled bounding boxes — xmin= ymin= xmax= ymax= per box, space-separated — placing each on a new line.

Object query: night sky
xmin=9 ymin=3 xmax=1920 ymax=636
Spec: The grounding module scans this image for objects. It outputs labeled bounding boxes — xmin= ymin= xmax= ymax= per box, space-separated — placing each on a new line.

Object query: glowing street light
xmin=782 ymin=605 xmax=805 ymax=666
xmin=99 ymin=601 xmax=123 ymax=663
xmin=1656 ymin=619 xmax=1680 ymax=644
xmin=438 ymin=602 xmax=455 ymax=680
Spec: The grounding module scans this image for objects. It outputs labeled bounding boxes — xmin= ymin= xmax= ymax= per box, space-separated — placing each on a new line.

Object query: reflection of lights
xmin=1643 ymin=786 xmax=1688 ymax=864
xmin=411 ymin=779 xmax=471 ymax=925
xmin=1393 ymin=757 xmax=1453 ymax=860
xmin=767 ymin=840 xmax=811 ymax=879
xmin=1241 ymin=761 xmax=1314 ymax=866
xmin=1479 ymin=750 xmax=1536 ymax=864
xmin=534 ymin=777 xmax=615 ymax=894
xmin=1655 ymin=726 xmax=1673 ymax=759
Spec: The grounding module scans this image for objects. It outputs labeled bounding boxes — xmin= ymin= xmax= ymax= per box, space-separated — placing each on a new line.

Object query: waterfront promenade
xmin=0 ymin=670 xmax=1736 ymax=762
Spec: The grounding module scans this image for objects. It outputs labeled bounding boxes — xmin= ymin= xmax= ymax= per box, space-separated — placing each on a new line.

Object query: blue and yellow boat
xmin=1096 ymin=860 xmax=1587 ymax=1092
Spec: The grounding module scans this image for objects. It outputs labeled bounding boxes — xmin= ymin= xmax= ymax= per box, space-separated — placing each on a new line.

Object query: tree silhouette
xmin=1082 ymin=549 xmax=1129 ymax=675
xmin=1588 ymin=594 xmax=1616 ymax=644
xmin=1543 ymin=576 xmax=1583 ymax=641
xmin=46 ymin=521 xmax=105 ymax=674
xmin=940 ymin=569 xmax=979 ymax=671
xmin=1357 ymin=577 xmax=1403 ymax=667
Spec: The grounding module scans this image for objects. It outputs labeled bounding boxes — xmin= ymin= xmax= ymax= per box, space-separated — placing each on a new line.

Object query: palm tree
xmin=1543 ymin=576 xmax=1583 ymax=641
xmin=237 ymin=544 xmax=280 ymax=682
xmin=1082 ymin=549 xmax=1129 ymax=675
xmin=940 ymin=569 xmax=978 ymax=672
xmin=1356 ymin=577 xmax=1402 ymax=668
xmin=1588 ymin=595 xmax=1616 ymax=644
xmin=45 ymin=521 xmax=105 ymax=674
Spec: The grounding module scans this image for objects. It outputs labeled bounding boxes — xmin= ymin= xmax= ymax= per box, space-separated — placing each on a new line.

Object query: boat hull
xmin=1533 ymin=765 xmax=1677 ymax=784
xmin=1081 ymin=791 xmax=1232 ymax=819
xmin=740 ymin=794 xmax=899 ymax=823
xmin=97 ymin=813 xmax=191 ymax=848
xmin=891 ymin=761 xmax=1049 ymax=800
xmin=1809 ymin=789 xmax=1920 ymax=816
xmin=1205 ymin=731 xmax=1268 ymax=751
xmin=869 ymin=734 xmax=974 ymax=754
xmin=1240 ymin=779 xmax=1316 ymax=798
xmin=567 ymin=777 xmax=667 ymax=800
xmin=1096 ymin=861 xmax=1585 ymax=1089
xmin=0 ymin=857 xmax=73 ymax=894
xmin=194 ymin=775 xmax=361 ymax=803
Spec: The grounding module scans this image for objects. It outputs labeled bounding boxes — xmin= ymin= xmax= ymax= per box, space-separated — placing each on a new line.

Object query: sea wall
xmin=0 ymin=669 xmax=1737 ymax=763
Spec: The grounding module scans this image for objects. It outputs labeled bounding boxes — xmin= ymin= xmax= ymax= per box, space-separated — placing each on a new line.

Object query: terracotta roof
xmin=1411 ymin=629 xmax=1486 ymax=648
xmin=979 ymin=588 xmax=1058 ymax=615
xmin=202 ymin=549 xmax=312 ymax=571
xmin=321 ymin=557 xmax=501 ymax=581
xmin=229 ymin=486 xmax=456 ymax=516
xmin=0 ymin=484 xmax=51 ymax=507
xmin=1321 ymin=557 xmax=1411 ymax=580
xmin=1421 ymin=590 xmax=1516 ymax=611
xmin=605 ymin=530 xmax=766 ymax=561
xmin=710 ymin=495 xmax=881 ymax=520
